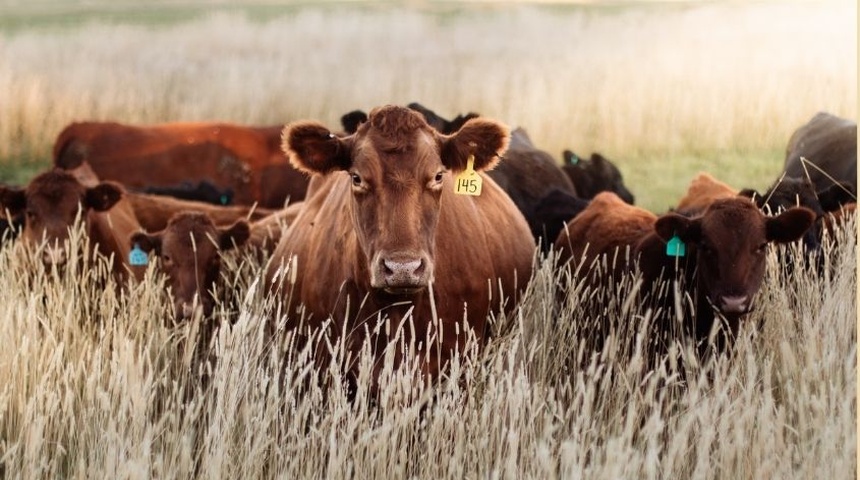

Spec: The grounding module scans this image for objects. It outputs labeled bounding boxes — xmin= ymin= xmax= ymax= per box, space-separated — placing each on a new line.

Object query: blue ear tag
xmin=666 ymin=235 xmax=686 ymax=257
xmin=129 ymin=243 xmax=149 ymax=266
xmin=220 ymin=194 xmax=228 ymax=205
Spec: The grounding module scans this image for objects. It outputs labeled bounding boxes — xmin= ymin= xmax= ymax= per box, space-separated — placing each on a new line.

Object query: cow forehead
xmin=26 ymin=174 xmax=86 ymax=209
xmin=161 ymin=216 xmax=220 ymax=254
xmin=355 ymin=129 xmax=439 ymax=171
xmin=701 ymin=201 xmax=765 ymax=242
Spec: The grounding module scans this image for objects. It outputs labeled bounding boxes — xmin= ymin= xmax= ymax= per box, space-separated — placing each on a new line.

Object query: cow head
xmin=654 ymin=198 xmax=815 ymax=320
xmin=130 ymin=213 xmax=249 ymax=320
xmin=0 ymin=169 xmax=122 ymax=267
xmin=562 ymin=151 xmax=635 ymax=204
xmin=283 ymin=105 xmax=509 ymax=295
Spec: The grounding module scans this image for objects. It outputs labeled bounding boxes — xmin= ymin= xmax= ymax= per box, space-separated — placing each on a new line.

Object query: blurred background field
xmin=0 ymin=0 xmax=855 ymax=212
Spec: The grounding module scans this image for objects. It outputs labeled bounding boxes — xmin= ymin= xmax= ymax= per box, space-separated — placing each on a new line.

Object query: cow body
xmin=784 ymin=112 xmax=857 ymax=193
xmin=53 ymin=121 xmax=309 ymax=208
xmin=487 ymin=128 xmax=579 ymax=250
xmin=675 ymin=172 xmax=738 ymax=214
xmin=268 ymin=105 xmax=535 ymax=385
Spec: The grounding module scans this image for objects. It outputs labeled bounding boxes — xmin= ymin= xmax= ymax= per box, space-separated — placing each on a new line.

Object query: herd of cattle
xmin=0 ymin=104 xmax=855 ymax=386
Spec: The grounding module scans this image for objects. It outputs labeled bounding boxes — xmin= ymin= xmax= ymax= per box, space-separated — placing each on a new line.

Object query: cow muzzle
xmin=371 ymin=252 xmax=432 ymax=295
xmin=716 ymin=294 xmax=753 ymax=315
xmin=42 ymin=244 xmax=68 ymax=268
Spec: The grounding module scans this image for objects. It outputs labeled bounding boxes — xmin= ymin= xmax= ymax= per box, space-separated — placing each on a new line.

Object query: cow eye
xmin=350 ymin=173 xmax=362 ymax=186
xmin=434 ymin=171 xmax=444 ymax=183
xmin=756 ymin=243 xmax=768 ymax=253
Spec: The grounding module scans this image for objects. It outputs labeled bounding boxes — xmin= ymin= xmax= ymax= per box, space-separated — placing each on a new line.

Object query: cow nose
xmin=177 ymin=298 xmax=204 ymax=320
xmin=382 ymin=258 xmax=425 ymax=284
xmin=42 ymin=245 xmax=67 ymax=267
xmin=719 ymin=295 xmax=750 ymax=314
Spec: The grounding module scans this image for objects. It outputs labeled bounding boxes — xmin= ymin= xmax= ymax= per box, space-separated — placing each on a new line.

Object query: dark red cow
xmin=53 ymin=121 xmax=309 ymax=208
xmin=554 ymin=193 xmax=816 ymax=356
xmin=268 ymin=105 xmax=535 ymax=387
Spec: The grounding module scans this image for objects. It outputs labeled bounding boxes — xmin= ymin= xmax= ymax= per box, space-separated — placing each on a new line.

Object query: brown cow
xmin=53 ymin=121 xmax=309 ymax=208
xmin=0 ymin=169 xmax=145 ymax=282
xmin=130 ymin=212 xmax=249 ymax=320
xmin=675 ymin=172 xmax=738 ymax=214
xmin=554 ymin=191 xmax=656 ymax=278
xmin=554 ymin=194 xmax=815 ymax=357
xmin=268 ymin=105 xmax=535 ymax=388
xmin=54 ymin=154 xmax=274 ymax=233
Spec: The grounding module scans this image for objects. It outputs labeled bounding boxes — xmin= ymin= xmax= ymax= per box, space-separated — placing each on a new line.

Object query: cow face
xmin=283 ymin=105 xmax=509 ymax=295
xmin=131 ymin=213 xmax=249 ymax=320
xmin=655 ymin=198 xmax=815 ymax=319
xmin=562 ymin=151 xmax=635 ymax=204
xmin=0 ymin=170 xmax=122 ymax=267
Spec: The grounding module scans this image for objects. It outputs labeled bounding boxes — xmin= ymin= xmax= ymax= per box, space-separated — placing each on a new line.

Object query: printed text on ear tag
xmin=454 ymin=155 xmax=482 ymax=196
xmin=666 ymin=235 xmax=686 ymax=257
xmin=129 ymin=243 xmax=149 ymax=266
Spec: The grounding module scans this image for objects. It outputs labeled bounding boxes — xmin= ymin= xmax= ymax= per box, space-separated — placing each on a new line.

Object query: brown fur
xmin=131 ymin=212 xmax=249 ymax=319
xmin=268 ymin=105 xmax=535 ymax=387
xmin=53 ymin=121 xmax=309 ymax=208
xmin=675 ymin=172 xmax=738 ymax=214
xmin=553 ymin=192 xmax=657 ymax=277
xmin=248 ymin=201 xmax=303 ymax=254
xmin=0 ymin=169 xmax=145 ymax=282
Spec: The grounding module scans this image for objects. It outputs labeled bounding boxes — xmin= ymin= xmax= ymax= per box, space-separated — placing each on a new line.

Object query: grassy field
xmin=0 ymin=1 xmax=856 ymax=478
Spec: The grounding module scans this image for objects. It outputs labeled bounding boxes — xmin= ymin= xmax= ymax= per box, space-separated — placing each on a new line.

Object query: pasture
xmin=0 ymin=1 xmax=856 ymax=478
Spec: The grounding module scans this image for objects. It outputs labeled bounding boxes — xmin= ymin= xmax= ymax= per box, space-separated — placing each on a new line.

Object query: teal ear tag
xmin=666 ymin=235 xmax=686 ymax=257
xmin=570 ymin=154 xmax=579 ymax=165
xmin=129 ymin=243 xmax=149 ymax=266
xmin=220 ymin=194 xmax=228 ymax=205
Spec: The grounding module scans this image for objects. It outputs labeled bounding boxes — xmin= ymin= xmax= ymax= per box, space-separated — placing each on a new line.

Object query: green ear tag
xmin=666 ymin=235 xmax=686 ymax=257
xmin=129 ymin=243 xmax=148 ymax=266
xmin=220 ymin=194 xmax=228 ymax=205
xmin=570 ymin=154 xmax=579 ymax=165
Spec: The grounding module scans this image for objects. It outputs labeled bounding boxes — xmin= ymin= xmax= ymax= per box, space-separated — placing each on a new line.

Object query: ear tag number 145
xmin=454 ymin=155 xmax=482 ymax=196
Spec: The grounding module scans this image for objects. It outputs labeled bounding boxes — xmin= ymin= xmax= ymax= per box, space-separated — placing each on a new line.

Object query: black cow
xmin=561 ymin=150 xmax=635 ymax=204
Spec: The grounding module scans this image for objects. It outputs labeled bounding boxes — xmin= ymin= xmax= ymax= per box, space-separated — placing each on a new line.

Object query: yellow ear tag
xmin=454 ymin=155 xmax=482 ymax=196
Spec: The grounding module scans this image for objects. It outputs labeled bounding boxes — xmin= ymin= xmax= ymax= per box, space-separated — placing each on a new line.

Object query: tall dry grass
xmin=0 ymin=1 xmax=855 ymax=210
xmin=0 ymin=210 xmax=855 ymax=478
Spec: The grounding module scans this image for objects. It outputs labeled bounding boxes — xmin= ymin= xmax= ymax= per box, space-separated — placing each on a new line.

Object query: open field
xmin=0 ymin=0 xmax=855 ymax=210
xmin=0 ymin=1 xmax=857 ymax=478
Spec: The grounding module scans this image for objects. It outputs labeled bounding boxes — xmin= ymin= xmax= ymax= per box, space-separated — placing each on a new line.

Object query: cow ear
xmin=282 ymin=122 xmax=353 ymax=175
xmin=85 ymin=182 xmax=123 ymax=211
xmin=817 ymin=182 xmax=856 ymax=212
xmin=340 ymin=110 xmax=367 ymax=135
xmin=440 ymin=118 xmax=510 ymax=172
xmin=655 ymin=213 xmax=701 ymax=244
xmin=0 ymin=186 xmax=27 ymax=216
xmin=219 ymin=220 xmax=250 ymax=251
xmin=130 ymin=231 xmax=161 ymax=254
xmin=738 ymin=188 xmax=764 ymax=207
xmin=766 ymin=207 xmax=816 ymax=243
xmin=563 ymin=150 xmax=582 ymax=166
